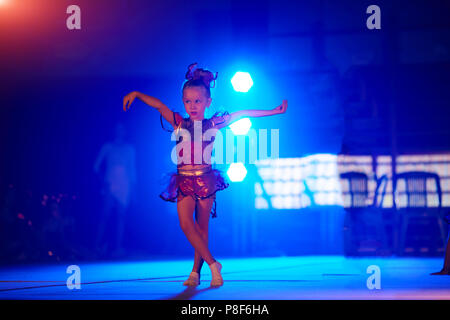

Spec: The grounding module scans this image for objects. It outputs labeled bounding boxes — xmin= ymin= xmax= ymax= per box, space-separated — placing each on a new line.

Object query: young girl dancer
xmin=123 ymin=63 xmax=288 ymax=287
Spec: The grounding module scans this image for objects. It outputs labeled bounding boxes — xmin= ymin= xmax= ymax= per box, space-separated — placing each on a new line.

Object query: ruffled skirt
xmin=159 ymin=166 xmax=229 ymax=218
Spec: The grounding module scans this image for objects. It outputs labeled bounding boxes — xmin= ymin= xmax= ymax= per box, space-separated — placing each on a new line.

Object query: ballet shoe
xmin=183 ymin=272 xmax=200 ymax=286
xmin=209 ymin=261 xmax=223 ymax=287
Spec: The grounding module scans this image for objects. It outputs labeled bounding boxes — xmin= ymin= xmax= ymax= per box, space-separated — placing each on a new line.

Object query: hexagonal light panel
xmin=231 ymin=71 xmax=253 ymax=92
xmin=227 ymin=162 xmax=248 ymax=182
xmin=229 ymin=117 xmax=252 ymax=135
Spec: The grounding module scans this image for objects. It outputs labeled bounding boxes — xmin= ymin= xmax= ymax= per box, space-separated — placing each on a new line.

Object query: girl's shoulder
xmin=160 ymin=110 xmax=185 ymax=133
xmin=172 ymin=111 xmax=185 ymax=125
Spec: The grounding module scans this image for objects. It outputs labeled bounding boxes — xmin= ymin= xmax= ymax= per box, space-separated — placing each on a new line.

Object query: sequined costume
xmin=159 ymin=110 xmax=230 ymax=218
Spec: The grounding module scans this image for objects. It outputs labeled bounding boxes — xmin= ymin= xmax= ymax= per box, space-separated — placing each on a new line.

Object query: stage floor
xmin=0 ymin=256 xmax=449 ymax=300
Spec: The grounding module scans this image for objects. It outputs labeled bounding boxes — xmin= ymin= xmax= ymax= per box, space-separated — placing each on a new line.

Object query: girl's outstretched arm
xmin=215 ymin=100 xmax=288 ymax=129
xmin=123 ymin=91 xmax=177 ymax=128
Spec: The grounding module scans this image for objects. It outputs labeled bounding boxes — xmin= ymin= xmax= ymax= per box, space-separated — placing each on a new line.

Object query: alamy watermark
xmin=66 ymin=5 xmax=380 ymax=32
xmin=366 ymin=5 xmax=381 ymax=30
xmin=170 ymin=122 xmax=279 ymax=165
xmin=366 ymin=265 xmax=381 ymax=290
xmin=66 ymin=265 xmax=81 ymax=290
xmin=66 ymin=5 xmax=81 ymax=30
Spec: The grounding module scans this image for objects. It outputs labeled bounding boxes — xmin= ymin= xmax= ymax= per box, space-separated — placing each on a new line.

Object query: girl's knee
xmin=179 ymin=218 xmax=195 ymax=232
xmin=200 ymin=230 xmax=209 ymax=241
xmin=196 ymin=223 xmax=208 ymax=236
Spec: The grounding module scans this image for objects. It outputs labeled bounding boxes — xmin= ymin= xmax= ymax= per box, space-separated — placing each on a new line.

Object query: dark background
xmin=0 ymin=0 xmax=449 ymax=264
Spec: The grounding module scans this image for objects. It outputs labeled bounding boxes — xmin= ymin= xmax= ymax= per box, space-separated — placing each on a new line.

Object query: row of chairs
xmin=341 ymin=171 xmax=448 ymax=256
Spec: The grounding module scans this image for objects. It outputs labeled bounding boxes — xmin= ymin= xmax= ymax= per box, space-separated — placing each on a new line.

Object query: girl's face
xmin=182 ymin=86 xmax=212 ymax=121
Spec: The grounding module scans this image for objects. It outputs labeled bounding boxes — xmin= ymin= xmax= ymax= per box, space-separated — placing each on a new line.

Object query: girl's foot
xmin=183 ymin=271 xmax=200 ymax=286
xmin=209 ymin=261 xmax=223 ymax=287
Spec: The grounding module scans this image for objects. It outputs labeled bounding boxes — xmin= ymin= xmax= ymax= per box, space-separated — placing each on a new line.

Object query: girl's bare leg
xmin=192 ymin=197 xmax=215 ymax=273
xmin=177 ymin=196 xmax=215 ymax=265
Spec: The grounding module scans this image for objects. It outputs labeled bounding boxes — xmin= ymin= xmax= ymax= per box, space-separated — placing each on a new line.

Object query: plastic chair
xmin=341 ymin=172 xmax=389 ymax=255
xmin=373 ymin=174 xmax=388 ymax=208
xmin=394 ymin=171 xmax=447 ymax=255
xmin=340 ymin=172 xmax=368 ymax=208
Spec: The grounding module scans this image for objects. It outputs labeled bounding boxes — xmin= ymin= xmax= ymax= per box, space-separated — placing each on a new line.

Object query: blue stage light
xmin=229 ymin=117 xmax=252 ymax=135
xmin=227 ymin=162 xmax=247 ymax=182
xmin=231 ymin=71 xmax=253 ymax=92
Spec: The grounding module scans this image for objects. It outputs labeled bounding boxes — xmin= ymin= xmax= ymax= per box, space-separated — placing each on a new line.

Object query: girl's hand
xmin=123 ymin=91 xmax=138 ymax=111
xmin=273 ymin=99 xmax=288 ymax=115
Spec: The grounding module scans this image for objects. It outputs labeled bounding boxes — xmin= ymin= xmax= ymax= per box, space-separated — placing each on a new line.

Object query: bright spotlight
xmin=229 ymin=118 xmax=252 ymax=135
xmin=227 ymin=162 xmax=247 ymax=182
xmin=231 ymin=71 xmax=253 ymax=92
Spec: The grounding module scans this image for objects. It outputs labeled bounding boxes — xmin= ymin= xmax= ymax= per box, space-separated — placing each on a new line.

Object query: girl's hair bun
xmin=185 ymin=62 xmax=218 ymax=88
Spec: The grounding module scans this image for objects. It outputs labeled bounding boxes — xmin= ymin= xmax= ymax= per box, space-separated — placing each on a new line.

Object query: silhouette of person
xmin=42 ymin=197 xmax=75 ymax=261
xmin=93 ymin=123 xmax=136 ymax=257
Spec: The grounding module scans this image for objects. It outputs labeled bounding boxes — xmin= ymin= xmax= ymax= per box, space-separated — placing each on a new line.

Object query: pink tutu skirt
xmin=159 ymin=166 xmax=229 ymax=218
